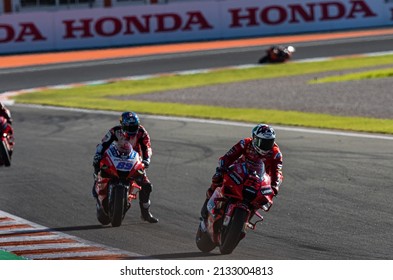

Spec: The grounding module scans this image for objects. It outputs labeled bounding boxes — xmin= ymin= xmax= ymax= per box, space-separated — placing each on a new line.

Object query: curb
xmin=0 ymin=210 xmax=144 ymax=260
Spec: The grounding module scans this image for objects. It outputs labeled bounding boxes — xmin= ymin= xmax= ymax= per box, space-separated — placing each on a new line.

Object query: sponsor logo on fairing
xmin=261 ymin=188 xmax=273 ymax=195
xmin=229 ymin=172 xmax=242 ymax=185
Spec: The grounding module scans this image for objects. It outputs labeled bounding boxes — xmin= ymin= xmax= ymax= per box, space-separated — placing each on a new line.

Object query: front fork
xmin=223 ymin=203 xmax=264 ymax=231
xmin=222 ymin=203 xmax=251 ymax=226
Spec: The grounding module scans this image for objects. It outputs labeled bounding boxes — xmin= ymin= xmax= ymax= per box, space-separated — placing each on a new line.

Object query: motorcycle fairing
xmin=107 ymin=146 xmax=139 ymax=173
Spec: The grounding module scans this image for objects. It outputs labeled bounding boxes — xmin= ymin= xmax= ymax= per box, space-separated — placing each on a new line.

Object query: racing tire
xmin=196 ymin=222 xmax=216 ymax=253
xmin=258 ymin=55 xmax=269 ymax=64
xmin=0 ymin=140 xmax=11 ymax=167
xmin=219 ymin=208 xmax=248 ymax=255
xmin=96 ymin=203 xmax=110 ymax=225
xmin=109 ymin=185 xmax=126 ymax=227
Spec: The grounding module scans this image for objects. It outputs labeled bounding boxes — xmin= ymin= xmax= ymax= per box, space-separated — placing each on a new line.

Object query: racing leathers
xmin=92 ymin=124 xmax=158 ymax=223
xmin=0 ymin=103 xmax=13 ymax=125
xmin=201 ymin=137 xmax=283 ymax=219
xmin=207 ymin=137 xmax=283 ymax=198
xmin=0 ymin=103 xmax=14 ymax=156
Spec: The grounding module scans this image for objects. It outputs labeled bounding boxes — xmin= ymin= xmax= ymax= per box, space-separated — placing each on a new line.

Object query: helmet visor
xmin=254 ymin=138 xmax=274 ymax=152
xmin=122 ymin=124 xmax=138 ymax=135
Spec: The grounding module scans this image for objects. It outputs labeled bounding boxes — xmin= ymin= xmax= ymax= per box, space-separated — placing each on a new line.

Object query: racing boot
xmin=139 ymin=201 xmax=159 ymax=223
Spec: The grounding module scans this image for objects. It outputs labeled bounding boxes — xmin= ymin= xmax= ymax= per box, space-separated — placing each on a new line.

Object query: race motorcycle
xmin=94 ymin=142 xmax=144 ymax=227
xmin=0 ymin=116 xmax=14 ymax=167
xmin=258 ymin=45 xmax=295 ymax=63
xmin=196 ymin=161 xmax=275 ymax=254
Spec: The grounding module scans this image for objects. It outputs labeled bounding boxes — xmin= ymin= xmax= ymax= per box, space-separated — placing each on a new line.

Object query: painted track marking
xmin=0 ymin=210 xmax=145 ymax=260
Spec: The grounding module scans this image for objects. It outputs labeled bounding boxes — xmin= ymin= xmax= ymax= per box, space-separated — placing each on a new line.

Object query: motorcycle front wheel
xmin=0 ymin=140 xmax=11 ymax=167
xmin=96 ymin=202 xmax=110 ymax=225
xmin=219 ymin=207 xmax=248 ymax=254
xmin=109 ymin=185 xmax=127 ymax=227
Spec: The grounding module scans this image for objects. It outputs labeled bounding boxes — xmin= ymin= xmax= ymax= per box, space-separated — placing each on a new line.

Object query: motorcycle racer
xmin=0 ymin=102 xmax=13 ymax=125
xmin=201 ymin=124 xmax=283 ymax=219
xmin=92 ymin=111 xmax=158 ymax=223
xmin=0 ymin=102 xmax=14 ymax=157
xmin=258 ymin=45 xmax=295 ymax=63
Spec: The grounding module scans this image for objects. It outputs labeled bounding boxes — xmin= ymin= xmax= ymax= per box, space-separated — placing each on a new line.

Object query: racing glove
xmin=212 ymin=167 xmax=225 ymax=184
xmin=207 ymin=166 xmax=227 ymax=199
xmin=271 ymin=183 xmax=280 ymax=196
xmin=142 ymin=158 xmax=150 ymax=169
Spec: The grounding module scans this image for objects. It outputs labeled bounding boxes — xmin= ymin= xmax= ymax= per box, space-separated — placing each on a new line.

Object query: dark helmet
xmin=251 ymin=124 xmax=276 ymax=155
xmin=120 ymin=112 xmax=140 ymax=136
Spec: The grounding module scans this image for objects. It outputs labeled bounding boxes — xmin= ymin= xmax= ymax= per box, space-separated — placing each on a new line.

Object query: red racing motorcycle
xmin=0 ymin=116 xmax=14 ymax=167
xmin=196 ymin=161 xmax=275 ymax=254
xmin=94 ymin=143 xmax=145 ymax=227
xmin=258 ymin=45 xmax=295 ymax=63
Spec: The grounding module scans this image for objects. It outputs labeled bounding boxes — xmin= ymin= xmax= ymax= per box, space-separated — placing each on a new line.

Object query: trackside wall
xmin=1 ymin=0 xmax=393 ymax=54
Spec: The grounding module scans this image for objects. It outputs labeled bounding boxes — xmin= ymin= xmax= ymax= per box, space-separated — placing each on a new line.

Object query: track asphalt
xmin=1 ymin=27 xmax=393 ymax=69
xmin=1 ymin=27 xmax=392 ymax=260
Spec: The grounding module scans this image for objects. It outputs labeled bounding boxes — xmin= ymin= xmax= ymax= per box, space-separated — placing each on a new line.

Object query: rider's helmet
xmin=251 ymin=124 xmax=276 ymax=155
xmin=120 ymin=112 xmax=140 ymax=136
xmin=286 ymin=46 xmax=295 ymax=54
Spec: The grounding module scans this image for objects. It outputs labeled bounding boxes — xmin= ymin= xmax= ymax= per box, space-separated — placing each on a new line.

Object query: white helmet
xmin=251 ymin=124 xmax=276 ymax=155
xmin=286 ymin=46 xmax=295 ymax=53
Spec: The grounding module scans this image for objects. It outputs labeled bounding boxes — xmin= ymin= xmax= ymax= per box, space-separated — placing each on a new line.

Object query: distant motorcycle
xmin=94 ymin=142 xmax=145 ymax=227
xmin=196 ymin=161 xmax=275 ymax=254
xmin=0 ymin=116 xmax=14 ymax=167
xmin=258 ymin=45 xmax=295 ymax=63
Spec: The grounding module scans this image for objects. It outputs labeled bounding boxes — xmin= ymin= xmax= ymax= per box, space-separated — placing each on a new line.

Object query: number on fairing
xmin=116 ymin=161 xmax=134 ymax=171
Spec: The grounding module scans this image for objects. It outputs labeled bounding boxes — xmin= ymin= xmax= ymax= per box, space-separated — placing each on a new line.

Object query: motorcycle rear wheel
xmin=219 ymin=208 xmax=248 ymax=254
xmin=258 ymin=55 xmax=269 ymax=64
xmin=109 ymin=186 xmax=126 ymax=227
xmin=0 ymin=140 xmax=11 ymax=167
xmin=195 ymin=222 xmax=216 ymax=253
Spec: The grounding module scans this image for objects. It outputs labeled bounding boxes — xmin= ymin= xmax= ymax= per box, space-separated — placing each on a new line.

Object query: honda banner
xmin=1 ymin=0 xmax=392 ymax=54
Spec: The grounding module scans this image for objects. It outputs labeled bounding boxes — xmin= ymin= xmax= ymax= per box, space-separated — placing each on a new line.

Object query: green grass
xmin=310 ymin=67 xmax=393 ymax=83
xmin=13 ymin=54 xmax=393 ymax=134
xmin=0 ymin=250 xmax=25 ymax=260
